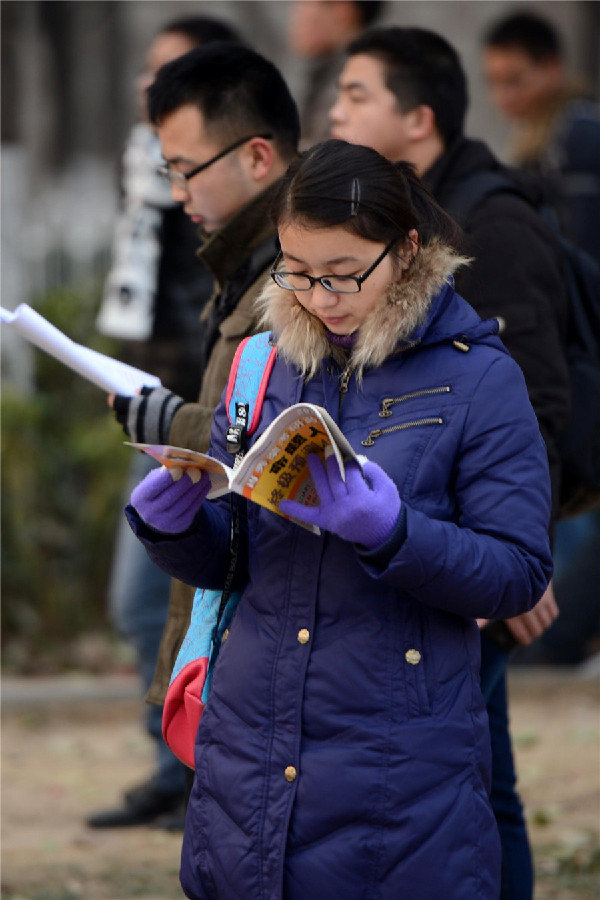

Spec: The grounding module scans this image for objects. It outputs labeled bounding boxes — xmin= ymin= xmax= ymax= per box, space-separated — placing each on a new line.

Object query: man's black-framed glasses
xmin=157 ymin=133 xmax=273 ymax=190
xmin=270 ymin=237 xmax=398 ymax=294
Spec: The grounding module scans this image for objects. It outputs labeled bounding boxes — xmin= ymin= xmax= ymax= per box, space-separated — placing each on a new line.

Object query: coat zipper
xmin=361 ymin=417 xmax=444 ymax=446
xmin=338 ymin=366 xmax=351 ymax=410
xmin=379 ymin=386 xmax=451 ymax=418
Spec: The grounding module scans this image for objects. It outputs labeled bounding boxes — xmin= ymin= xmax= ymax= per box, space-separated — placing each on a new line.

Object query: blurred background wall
xmin=2 ymin=1 xmax=599 ymax=318
xmin=1 ymin=1 xmax=598 ymax=668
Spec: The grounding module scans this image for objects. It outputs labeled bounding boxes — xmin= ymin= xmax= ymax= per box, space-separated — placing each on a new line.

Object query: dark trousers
xmin=108 ymin=453 xmax=186 ymax=796
xmin=480 ymin=634 xmax=534 ymax=900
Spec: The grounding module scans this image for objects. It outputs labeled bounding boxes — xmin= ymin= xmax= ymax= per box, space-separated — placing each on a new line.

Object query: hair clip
xmin=351 ymin=178 xmax=361 ymax=216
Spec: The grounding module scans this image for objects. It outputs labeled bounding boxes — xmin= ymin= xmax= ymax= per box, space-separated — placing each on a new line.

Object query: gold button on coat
xmin=284 ymin=766 xmax=297 ymax=783
xmin=221 ymin=629 xmax=230 ymax=643
xmin=297 ymin=628 xmax=310 ymax=644
xmin=405 ymin=648 xmax=421 ymax=665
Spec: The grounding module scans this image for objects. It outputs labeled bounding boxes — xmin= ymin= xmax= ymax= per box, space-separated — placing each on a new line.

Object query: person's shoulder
xmin=437 ymin=138 xmax=548 ymax=228
xmin=560 ymin=97 xmax=600 ymax=130
xmin=558 ymin=99 xmax=600 ymax=166
xmin=417 ymin=285 xmax=512 ymax=378
xmin=463 ymin=167 xmax=554 ymax=245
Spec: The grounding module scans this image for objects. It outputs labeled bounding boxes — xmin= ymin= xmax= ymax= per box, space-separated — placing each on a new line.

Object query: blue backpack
xmin=163 ymin=332 xmax=277 ymax=768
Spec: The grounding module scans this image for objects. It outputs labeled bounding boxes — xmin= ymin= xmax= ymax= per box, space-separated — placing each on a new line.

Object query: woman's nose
xmin=311 ymin=282 xmax=340 ymax=307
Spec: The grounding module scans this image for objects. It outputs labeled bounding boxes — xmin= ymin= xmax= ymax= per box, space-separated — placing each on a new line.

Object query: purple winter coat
xmin=128 ymin=245 xmax=552 ymax=900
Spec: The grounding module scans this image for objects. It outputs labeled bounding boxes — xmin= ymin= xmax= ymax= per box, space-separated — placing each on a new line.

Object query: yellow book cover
xmin=127 ymin=403 xmax=361 ymax=531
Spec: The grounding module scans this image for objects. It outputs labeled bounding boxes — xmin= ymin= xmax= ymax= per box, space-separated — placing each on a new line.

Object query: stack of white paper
xmin=1 ymin=303 xmax=161 ymax=396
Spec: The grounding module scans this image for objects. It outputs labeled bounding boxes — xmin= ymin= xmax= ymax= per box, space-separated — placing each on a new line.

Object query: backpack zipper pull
xmin=226 ymin=401 xmax=249 ymax=458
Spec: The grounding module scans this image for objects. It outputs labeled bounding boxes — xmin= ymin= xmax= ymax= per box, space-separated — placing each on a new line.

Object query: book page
xmin=0 ymin=303 xmax=160 ymax=395
xmin=127 ymin=404 xmax=362 ymax=532
xmin=125 ymin=443 xmax=234 ymax=498
xmin=232 ymin=404 xmax=360 ymax=526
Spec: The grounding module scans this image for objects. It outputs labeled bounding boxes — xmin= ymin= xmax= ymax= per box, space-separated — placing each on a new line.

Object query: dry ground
xmin=1 ymin=668 xmax=599 ymax=900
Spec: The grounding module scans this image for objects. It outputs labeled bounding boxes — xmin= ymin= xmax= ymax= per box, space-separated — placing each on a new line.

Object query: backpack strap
xmin=444 ymin=171 xmax=526 ymax=227
xmin=225 ymin=332 xmax=278 ymax=456
xmin=163 ymin=331 xmax=278 ymax=767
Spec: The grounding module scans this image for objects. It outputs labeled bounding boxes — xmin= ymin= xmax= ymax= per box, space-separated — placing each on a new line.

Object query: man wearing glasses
xmin=110 ymin=42 xmax=299 ymax=726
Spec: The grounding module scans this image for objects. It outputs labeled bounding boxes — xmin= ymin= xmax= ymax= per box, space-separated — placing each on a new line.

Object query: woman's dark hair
xmin=271 ymin=140 xmax=461 ymax=252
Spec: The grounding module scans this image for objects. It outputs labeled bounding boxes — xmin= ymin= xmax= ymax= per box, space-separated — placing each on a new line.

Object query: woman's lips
xmin=321 ymin=315 xmax=348 ymax=327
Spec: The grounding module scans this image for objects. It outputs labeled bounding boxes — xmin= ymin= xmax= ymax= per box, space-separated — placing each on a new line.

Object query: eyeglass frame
xmin=270 ymin=237 xmax=399 ymax=294
xmin=157 ymin=132 xmax=273 ymax=190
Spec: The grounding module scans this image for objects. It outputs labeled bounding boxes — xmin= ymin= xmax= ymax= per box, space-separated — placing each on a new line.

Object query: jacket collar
xmin=196 ymin=180 xmax=280 ymax=288
xmin=257 ymin=240 xmax=472 ymax=380
xmin=423 ymin=137 xmax=501 ymax=204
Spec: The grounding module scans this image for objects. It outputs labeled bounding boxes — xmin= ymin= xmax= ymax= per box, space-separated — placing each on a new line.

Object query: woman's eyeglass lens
xmin=270 ymin=238 xmax=398 ymax=294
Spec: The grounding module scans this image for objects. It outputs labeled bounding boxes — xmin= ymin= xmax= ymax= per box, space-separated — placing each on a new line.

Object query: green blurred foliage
xmin=1 ymin=285 xmax=131 ymax=669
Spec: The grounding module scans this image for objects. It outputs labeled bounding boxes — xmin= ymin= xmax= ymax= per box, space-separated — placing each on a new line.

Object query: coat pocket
xmin=399 ymin=606 xmax=433 ymax=718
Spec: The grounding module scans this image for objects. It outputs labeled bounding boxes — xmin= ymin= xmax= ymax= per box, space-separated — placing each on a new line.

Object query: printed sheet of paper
xmin=0 ymin=303 xmax=161 ymax=395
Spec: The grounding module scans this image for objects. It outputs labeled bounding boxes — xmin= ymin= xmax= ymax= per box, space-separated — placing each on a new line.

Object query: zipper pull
xmin=379 ymin=399 xmax=394 ymax=418
xmin=339 ymin=368 xmax=351 ymax=394
xmin=361 ymin=429 xmax=382 ymax=447
xmin=452 ymin=338 xmax=470 ymax=352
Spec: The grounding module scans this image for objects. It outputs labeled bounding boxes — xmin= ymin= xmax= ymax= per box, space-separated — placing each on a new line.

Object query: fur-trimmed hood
xmin=257 ymin=240 xmax=470 ymax=379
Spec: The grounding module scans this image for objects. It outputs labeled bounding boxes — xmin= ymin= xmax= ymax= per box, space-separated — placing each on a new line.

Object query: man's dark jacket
xmin=424 ymin=136 xmax=571 ymax=521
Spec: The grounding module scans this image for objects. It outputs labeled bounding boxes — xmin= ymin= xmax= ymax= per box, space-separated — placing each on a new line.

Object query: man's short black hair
xmin=354 ymin=1 xmax=385 ymax=27
xmin=160 ymin=15 xmax=241 ymax=46
xmin=148 ymin=44 xmax=300 ymax=160
xmin=484 ymin=12 xmax=563 ymax=63
xmin=347 ymin=27 xmax=468 ymax=146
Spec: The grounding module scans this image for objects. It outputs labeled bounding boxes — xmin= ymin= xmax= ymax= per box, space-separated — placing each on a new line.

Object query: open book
xmin=0 ymin=303 xmax=160 ymax=395
xmin=128 ymin=403 xmax=363 ymax=532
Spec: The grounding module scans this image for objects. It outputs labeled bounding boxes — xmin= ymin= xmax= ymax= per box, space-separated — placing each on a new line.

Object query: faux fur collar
xmin=257 ymin=240 xmax=470 ymax=380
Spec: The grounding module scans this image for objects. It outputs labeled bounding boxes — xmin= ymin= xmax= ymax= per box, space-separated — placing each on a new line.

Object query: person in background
xmin=483 ymin=11 xmax=600 ymax=672
xmin=329 ymin=26 xmax=570 ymax=899
xmin=108 ymin=42 xmax=300 ymax=785
xmin=88 ymin=16 xmax=241 ymax=831
xmin=125 ymin=139 xmax=553 ymax=900
xmin=483 ymin=10 xmax=600 ymax=267
xmin=287 ymin=0 xmax=384 ymax=146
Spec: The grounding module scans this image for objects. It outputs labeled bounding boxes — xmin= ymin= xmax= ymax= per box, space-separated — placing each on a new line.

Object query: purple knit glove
xmin=279 ymin=454 xmax=401 ymax=549
xmin=130 ymin=466 xmax=211 ymax=533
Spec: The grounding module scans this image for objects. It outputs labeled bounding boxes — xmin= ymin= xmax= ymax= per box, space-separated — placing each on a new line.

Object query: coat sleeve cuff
xmin=355 ymin=503 xmax=407 ymax=569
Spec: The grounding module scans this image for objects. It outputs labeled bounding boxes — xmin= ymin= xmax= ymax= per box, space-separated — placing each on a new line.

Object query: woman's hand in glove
xmin=279 ymin=454 xmax=400 ymax=549
xmin=130 ymin=465 xmax=211 ymax=534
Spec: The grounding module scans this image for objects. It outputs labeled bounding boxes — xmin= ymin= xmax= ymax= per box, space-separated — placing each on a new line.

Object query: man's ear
xmin=405 ymin=104 xmax=437 ymax=142
xmin=243 ymin=137 xmax=275 ymax=183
